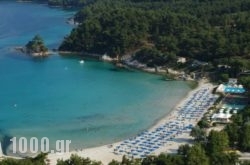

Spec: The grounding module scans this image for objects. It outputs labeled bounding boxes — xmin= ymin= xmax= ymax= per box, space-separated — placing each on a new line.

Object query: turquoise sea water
xmin=0 ymin=1 xmax=190 ymax=155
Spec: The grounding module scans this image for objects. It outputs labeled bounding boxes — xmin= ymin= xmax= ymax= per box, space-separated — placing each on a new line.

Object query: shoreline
xmin=58 ymin=51 xmax=193 ymax=81
xmin=0 ymin=80 xmax=216 ymax=165
xmin=0 ymin=50 xmax=213 ymax=164
xmin=46 ymin=80 xmax=217 ymax=165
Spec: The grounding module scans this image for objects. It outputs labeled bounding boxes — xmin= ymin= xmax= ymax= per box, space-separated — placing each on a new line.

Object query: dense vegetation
xmin=59 ymin=0 xmax=250 ymax=63
xmin=225 ymin=106 xmax=250 ymax=151
xmin=0 ymin=153 xmax=47 ymax=165
xmin=25 ymin=35 xmax=48 ymax=54
xmin=192 ymin=106 xmax=250 ymax=153
xmin=60 ymin=1 xmax=149 ymax=56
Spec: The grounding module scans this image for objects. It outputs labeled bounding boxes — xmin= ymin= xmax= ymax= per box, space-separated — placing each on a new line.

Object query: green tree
xmin=190 ymin=126 xmax=206 ymax=142
xmin=239 ymin=123 xmax=250 ymax=152
xmin=238 ymin=76 xmax=250 ymax=89
xmin=207 ymin=130 xmax=229 ymax=155
xmin=219 ymin=73 xmax=229 ymax=83
xmin=197 ymin=118 xmax=210 ymax=129
xmin=142 ymin=154 xmax=184 ymax=165
xmin=210 ymin=152 xmax=239 ymax=165
xmin=57 ymin=154 xmax=102 ymax=165
xmin=108 ymin=160 xmax=120 ymax=165
xmin=178 ymin=144 xmax=191 ymax=156
xmin=224 ymin=123 xmax=239 ymax=147
xmin=0 ymin=153 xmax=47 ymax=165
xmin=186 ymin=143 xmax=209 ymax=165
xmin=25 ymin=34 xmax=48 ymax=54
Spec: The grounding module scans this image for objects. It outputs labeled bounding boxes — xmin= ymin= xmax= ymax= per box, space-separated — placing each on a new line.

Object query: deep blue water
xmin=0 ymin=1 xmax=190 ymax=155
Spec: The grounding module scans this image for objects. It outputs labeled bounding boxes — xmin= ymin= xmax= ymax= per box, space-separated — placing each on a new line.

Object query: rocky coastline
xmin=14 ymin=46 xmax=54 ymax=57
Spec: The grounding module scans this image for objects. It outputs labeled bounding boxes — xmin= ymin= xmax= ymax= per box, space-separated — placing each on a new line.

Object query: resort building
xmin=216 ymin=78 xmax=246 ymax=94
xmin=211 ymin=109 xmax=232 ymax=123
xmin=212 ymin=78 xmax=248 ymax=123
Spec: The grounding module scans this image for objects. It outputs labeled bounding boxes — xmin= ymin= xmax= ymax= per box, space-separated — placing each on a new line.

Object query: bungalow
xmin=211 ymin=112 xmax=232 ymax=123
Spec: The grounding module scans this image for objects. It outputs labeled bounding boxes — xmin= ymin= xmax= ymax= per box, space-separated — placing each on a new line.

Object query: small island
xmin=25 ymin=35 xmax=49 ymax=57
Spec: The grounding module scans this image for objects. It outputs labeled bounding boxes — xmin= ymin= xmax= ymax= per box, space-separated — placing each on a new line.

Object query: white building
xmin=177 ymin=57 xmax=186 ymax=63
xmin=211 ymin=113 xmax=232 ymax=123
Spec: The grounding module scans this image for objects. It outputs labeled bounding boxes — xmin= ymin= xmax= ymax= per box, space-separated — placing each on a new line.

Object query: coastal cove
xmin=0 ymin=1 xmax=191 ymax=156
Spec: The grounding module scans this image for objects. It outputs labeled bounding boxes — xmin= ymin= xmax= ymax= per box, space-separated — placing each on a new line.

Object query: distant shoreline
xmin=57 ymin=50 xmax=195 ymax=81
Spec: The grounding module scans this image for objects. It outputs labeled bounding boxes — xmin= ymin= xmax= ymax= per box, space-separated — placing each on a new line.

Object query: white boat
xmin=79 ymin=60 xmax=84 ymax=64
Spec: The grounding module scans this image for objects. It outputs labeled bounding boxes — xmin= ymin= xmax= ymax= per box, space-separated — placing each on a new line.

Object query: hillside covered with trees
xmin=59 ymin=0 xmax=250 ymax=62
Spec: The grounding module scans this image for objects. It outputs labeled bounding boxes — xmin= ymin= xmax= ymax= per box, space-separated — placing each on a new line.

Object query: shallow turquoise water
xmin=0 ymin=1 xmax=190 ymax=155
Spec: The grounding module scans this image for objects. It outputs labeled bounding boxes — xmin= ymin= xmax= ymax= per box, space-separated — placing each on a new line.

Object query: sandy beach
xmin=46 ymin=80 xmax=217 ymax=165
